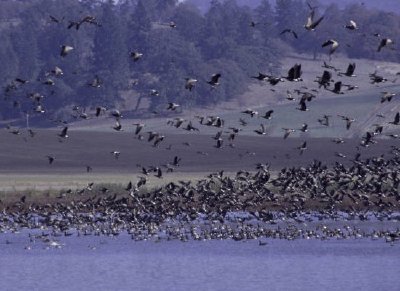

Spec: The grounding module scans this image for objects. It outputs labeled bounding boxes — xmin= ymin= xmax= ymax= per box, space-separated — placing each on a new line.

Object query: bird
xmin=254 ymin=124 xmax=267 ymax=135
xmin=207 ymin=73 xmax=221 ymax=88
xmin=389 ymin=112 xmax=399 ymax=125
xmin=112 ymin=120 xmax=123 ymax=131
xmin=282 ymin=128 xmax=295 ymax=139
xmin=60 ymin=45 xmax=74 ymax=57
xmin=261 ymin=110 xmax=274 ymax=120
xmin=339 ymin=63 xmax=356 ymax=77
xmin=297 ymin=141 xmax=307 ymax=155
xmin=133 ymin=123 xmax=145 ymax=135
xmin=304 ymin=9 xmax=324 ymax=31
xmin=322 ymin=39 xmax=339 ymax=58
xmin=299 ymin=123 xmax=308 ymax=132
xmin=381 ymin=92 xmax=396 ymax=103
xmin=242 ymin=109 xmax=258 ymax=117
xmin=185 ymin=78 xmax=198 ymax=91
xmin=46 ymin=155 xmax=55 ymax=165
xmin=280 ymin=29 xmax=298 ymax=39
xmin=330 ymin=81 xmax=344 ymax=94
xmin=338 ymin=115 xmax=355 ymax=130
xmin=251 ymin=72 xmax=269 ymax=81
xmin=344 ymin=20 xmax=358 ymax=30
xmin=167 ymin=102 xmax=180 ymax=111
xmin=88 ymin=75 xmax=101 ymax=88
xmin=130 ymin=51 xmax=143 ymax=61
xmin=318 ymin=115 xmax=331 ymax=126
xmin=285 ymin=64 xmax=302 ymax=81
xmin=58 ymin=127 xmax=68 ymax=138
xmin=377 ymin=38 xmax=393 ymax=52
xmin=110 ymin=151 xmax=121 ymax=159
xmin=316 ymin=70 xmax=332 ymax=88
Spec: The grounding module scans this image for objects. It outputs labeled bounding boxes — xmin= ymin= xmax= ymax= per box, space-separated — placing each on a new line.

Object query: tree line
xmin=0 ymin=0 xmax=398 ymax=123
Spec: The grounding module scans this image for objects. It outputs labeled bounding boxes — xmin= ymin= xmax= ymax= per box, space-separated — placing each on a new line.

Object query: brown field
xmin=0 ymin=129 xmax=397 ymax=193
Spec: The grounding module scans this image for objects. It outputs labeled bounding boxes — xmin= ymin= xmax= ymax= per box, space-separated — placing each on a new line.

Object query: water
xmin=1 ymin=232 xmax=399 ymax=291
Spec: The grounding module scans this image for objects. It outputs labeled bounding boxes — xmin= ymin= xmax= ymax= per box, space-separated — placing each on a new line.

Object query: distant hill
xmin=187 ymin=0 xmax=400 ymax=14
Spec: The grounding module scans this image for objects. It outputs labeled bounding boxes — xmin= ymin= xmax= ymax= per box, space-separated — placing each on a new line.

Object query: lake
xmin=1 ymin=230 xmax=399 ymax=291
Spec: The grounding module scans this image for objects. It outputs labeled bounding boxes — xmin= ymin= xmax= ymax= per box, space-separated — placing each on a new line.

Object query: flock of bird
xmin=1 ymin=2 xmax=400 ymax=245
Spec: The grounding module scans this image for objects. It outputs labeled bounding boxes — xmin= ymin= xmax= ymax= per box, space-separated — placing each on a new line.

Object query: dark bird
xmin=58 ymin=127 xmax=68 ymax=138
xmin=377 ymin=38 xmax=393 ymax=52
xmin=88 ymin=75 xmax=101 ymax=88
xmin=185 ymin=78 xmax=198 ymax=91
xmin=344 ymin=20 xmax=358 ymax=30
xmin=322 ymin=39 xmax=339 ymax=58
xmin=110 ymin=151 xmax=121 ymax=159
xmin=207 ymin=73 xmax=221 ymax=87
xmin=299 ymin=123 xmax=308 ymax=132
xmin=254 ymin=124 xmax=267 ymax=135
xmin=330 ymin=81 xmax=344 ymax=94
xmin=60 ymin=45 xmax=74 ymax=57
xmin=167 ymin=102 xmax=180 ymax=111
xmin=130 ymin=51 xmax=143 ymax=61
xmin=316 ymin=70 xmax=332 ymax=88
xmin=261 ymin=110 xmax=274 ymax=120
xmin=46 ymin=155 xmax=55 ymax=165
xmin=297 ymin=141 xmax=307 ymax=155
xmin=133 ymin=123 xmax=145 ymax=135
xmin=304 ymin=9 xmax=324 ymax=31
xmin=381 ymin=92 xmax=396 ymax=103
xmin=318 ymin=115 xmax=331 ymax=126
xmin=242 ymin=109 xmax=258 ymax=117
xmin=285 ymin=64 xmax=302 ymax=81
xmin=389 ymin=112 xmax=400 ymax=125
xmin=95 ymin=106 xmax=107 ymax=117
xmin=338 ymin=115 xmax=355 ymax=130
xmin=339 ymin=63 xmax=356 ymax=77
xmin=280 ymin=29 xmax=298 ymax=39
xmin=251 ymin=72 xmax=269 ymax=81
xmin=282 ymin=128 xmax=295 ymax=139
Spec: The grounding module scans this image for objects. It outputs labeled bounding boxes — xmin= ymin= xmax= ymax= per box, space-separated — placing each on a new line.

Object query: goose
xmin=377 ymin=38 xmax=393 ymax=52
xmin=185 ymin=78 xmax=198 ymax=91
xmin=297 ymin=141 xmax=307 ymax=155
xmin=110 ymin=151 xmax=120 ymax=159
xmin=95 ymin=106 xmax=107 ymax=117
xmin=297 ymin=100 xmax=308 ymax=111
xmin=282 ymin=128 xmax=295 ymax=139
xmin=167 ymin=102 xmax=180 ymax=111
xmin=329 ymin=81 xmax=344 ymax=94
xmin=60 ymin=45 xmax=74 ymax=57
xmin=50 ymin=66 xmax=63 ymax=76
xmin=110 ymin=109 xmax=122 ymax=119
xmin=345 ymin=20 xmax=357 ymax=30
xmin=285 ymin=64 xmax=302 ymax=81
xmin=389 ymin=112 xmax=399 ymax=125
xmin=112 ymin=120 xmax=123 ymax=131
xmin=251 ymin=72 xmax=268 ymax=81
xmin=207 ymin=73 xmax=221 ymax=87
xmin=381 ymin=92 xmax=396 ymax=103
xmin=304 ymin=9 xmax=324 ymax=31
xmin=322 ymin=39 xmax=339 ymax=58
xmin=242 ymin=109 xmax=258 ymax=117
xmin=286 ymin=90 xmax=296 ymax=101
xmin=88 ymin=75 xmax=101 ymax=88
xmin=299 ymin=123 xmax=308 ymax=132
xmin=133 ymin=123 xmax=145 ymax=135
xmin=58 ymin=126 xmax=68 ymax=138
xmin=261 ymin=110 xmax=274 ymax=120
xmin=46 ymin=155 xmax=55 ymax=164
xmin=254 ymin=124 xmax=266 ymax=135
xmin=280 ymin=29 xmax=298 ymax=39
xmin=130 ymin=51 xmax=143 ymax=61
xmin=338 ymin=115 xmax=355 ymax=130
xmin=316 ymin=70 xmax=332 ymax=88
xmin=339 ymin=63 xmax=356 ymax=77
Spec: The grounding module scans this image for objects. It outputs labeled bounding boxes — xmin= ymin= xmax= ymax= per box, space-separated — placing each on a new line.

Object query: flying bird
xmin=60 ymin=45 xmax=74 ymax=57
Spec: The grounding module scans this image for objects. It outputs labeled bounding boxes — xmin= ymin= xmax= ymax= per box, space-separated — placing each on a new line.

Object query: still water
xmin=0 ymin=231 xmax=399 ymax=291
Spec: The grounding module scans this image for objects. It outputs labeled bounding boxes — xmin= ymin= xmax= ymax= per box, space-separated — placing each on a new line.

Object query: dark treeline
xmin=0 ymin=0 xmax=398 ymax=123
